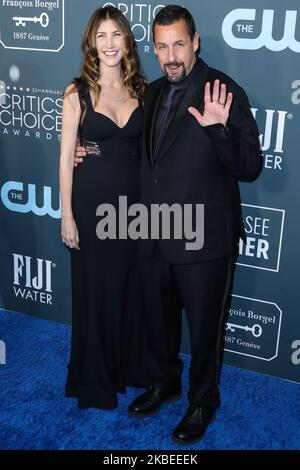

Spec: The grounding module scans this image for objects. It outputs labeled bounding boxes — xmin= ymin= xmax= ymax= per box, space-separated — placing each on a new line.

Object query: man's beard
xmin=163 ymin=61 xmax=186 ymax=83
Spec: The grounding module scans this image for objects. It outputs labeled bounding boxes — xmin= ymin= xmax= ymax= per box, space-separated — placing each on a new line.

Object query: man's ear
xmin=193 ymin=32 xmax=200 ymax=52
xmin=154 ymin=44 xmax=158 ymax=56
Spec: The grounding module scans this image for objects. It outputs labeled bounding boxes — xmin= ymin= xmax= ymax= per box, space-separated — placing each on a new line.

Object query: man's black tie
xmin=154 ymin=84 xmax=177 ymax=159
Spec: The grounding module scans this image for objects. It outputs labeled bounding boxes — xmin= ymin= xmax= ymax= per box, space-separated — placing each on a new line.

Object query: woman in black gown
xmin=59 ymin=6 xmax=147 ymax=409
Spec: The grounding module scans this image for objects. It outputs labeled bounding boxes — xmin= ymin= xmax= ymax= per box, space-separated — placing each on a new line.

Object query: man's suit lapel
xmin=155 ymin=59 xmax=209 ymax=163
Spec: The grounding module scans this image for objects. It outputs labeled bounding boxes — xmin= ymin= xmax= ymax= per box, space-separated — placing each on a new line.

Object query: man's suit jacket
xmin=139 ymin=58 xmax=262 ymax=264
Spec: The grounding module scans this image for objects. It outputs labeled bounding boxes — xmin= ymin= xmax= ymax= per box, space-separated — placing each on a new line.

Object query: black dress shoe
xmin=128 ymin=384 xmax=182 ymax=417
xmin=172 ymin=404 xmax=216 ymax=445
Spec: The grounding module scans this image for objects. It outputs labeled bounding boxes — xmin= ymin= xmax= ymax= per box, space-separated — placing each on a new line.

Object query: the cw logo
xmin=1 ymin=181 xmax=61 ymax=219
xmin=222 ymin=9 xmax=300 ymax=52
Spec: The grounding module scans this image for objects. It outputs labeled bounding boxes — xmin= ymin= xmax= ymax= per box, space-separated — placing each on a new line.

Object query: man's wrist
xmin=203 ymin=123 xmax=231 ymax=139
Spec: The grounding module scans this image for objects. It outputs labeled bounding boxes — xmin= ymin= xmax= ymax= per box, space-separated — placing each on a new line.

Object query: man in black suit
xmin=127 ymin=5 xmax=261 ymax=444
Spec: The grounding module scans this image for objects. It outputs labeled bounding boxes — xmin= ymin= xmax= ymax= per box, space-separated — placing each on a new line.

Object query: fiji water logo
xmin=222 ymin=9 xmax=300 ymax=52
xmin=250 ymin=108 xmax=292 ymax=171
xmin=251 ymin=108 xmax=288 ymax=152
xmin=1 ymin=181 xmax=61 ymax=218
xmin=13 ymin=254 xmax=54 ymax=305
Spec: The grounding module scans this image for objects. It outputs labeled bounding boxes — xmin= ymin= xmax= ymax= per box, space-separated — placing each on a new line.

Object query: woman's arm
xmin=59 ymin=85 xmax=81 ymax=249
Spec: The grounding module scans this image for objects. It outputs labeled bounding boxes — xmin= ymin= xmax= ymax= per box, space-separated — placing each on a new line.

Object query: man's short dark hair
xmin=152 ymin=5 xmax=196 ymax=42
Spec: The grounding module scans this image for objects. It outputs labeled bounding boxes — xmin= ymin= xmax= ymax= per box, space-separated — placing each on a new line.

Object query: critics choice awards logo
xmin=0 ymin=82 xmax=63 ymax=141
xmin=103 ymin=2 xmax=165 ymax=52
xmin=0 ymin=0 xmax=64 ymax=52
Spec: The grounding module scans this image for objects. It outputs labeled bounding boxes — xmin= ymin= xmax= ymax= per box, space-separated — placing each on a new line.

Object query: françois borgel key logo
xmin=224 ymin=295 xmax=282 ymax=361
xmin=0 ymin=0 xmax=64 ymax=52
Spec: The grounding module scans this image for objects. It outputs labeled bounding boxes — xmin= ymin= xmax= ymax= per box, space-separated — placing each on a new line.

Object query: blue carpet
xmin=0 ymin=308 xmax=299 ymax=450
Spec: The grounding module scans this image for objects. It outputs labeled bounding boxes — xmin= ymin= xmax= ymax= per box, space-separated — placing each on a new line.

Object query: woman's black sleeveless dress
xmin=65 ymin=82 xmax=146 ymax=409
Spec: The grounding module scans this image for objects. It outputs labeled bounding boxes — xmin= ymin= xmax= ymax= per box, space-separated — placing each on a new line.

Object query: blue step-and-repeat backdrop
xmin=0 ymin=0 xmax=299 ymax=382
